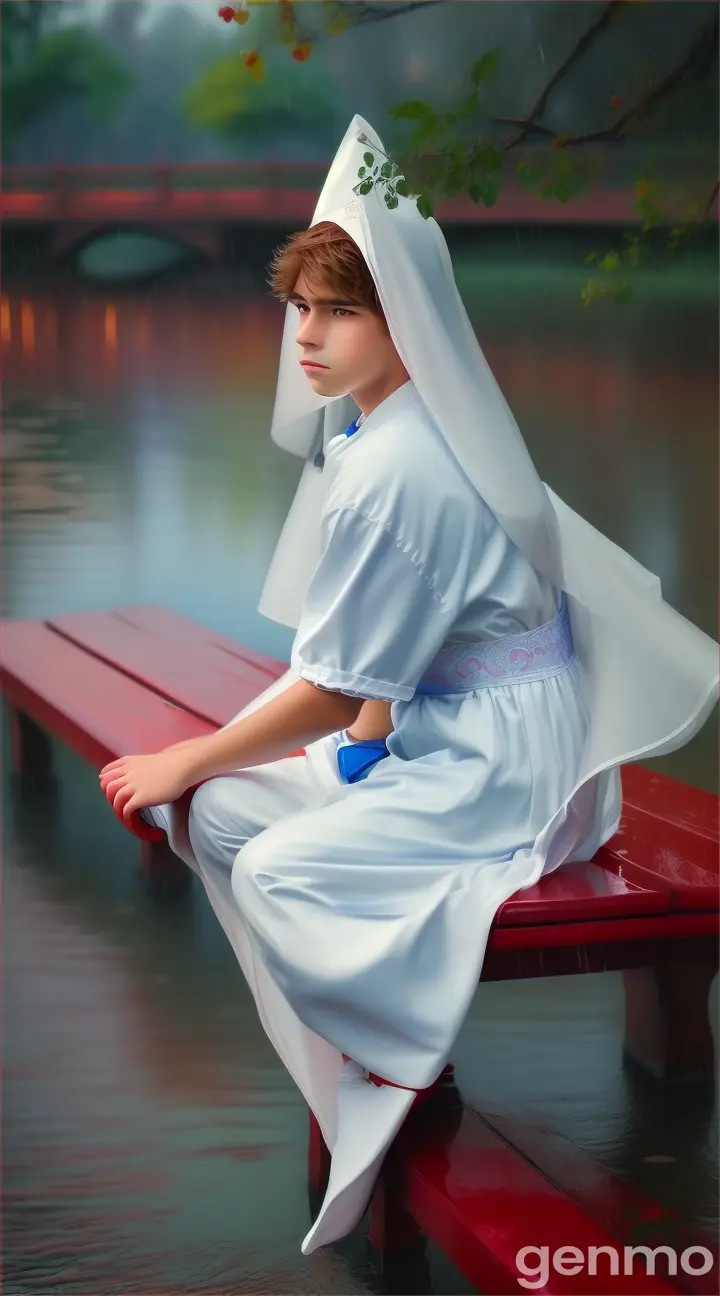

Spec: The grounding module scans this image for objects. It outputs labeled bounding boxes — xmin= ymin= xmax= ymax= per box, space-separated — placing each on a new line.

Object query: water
xmin=2 ymin=230 xmax=717 ymax=1293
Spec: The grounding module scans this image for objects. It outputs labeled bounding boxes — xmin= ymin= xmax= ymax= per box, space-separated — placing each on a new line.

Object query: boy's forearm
xmin=347 ymin=698 xmax=394 ymax=742
xmin=184 ymin=678 xmax=363 ymax=782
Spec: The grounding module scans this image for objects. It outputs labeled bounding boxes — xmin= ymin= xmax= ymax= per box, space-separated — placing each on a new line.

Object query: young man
xmin=100 ymin=116 xmax=718 ymax=1256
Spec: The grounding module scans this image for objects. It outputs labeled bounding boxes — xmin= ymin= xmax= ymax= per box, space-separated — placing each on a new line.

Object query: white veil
xmin=258 ymin=114 xmax=718 ymax=788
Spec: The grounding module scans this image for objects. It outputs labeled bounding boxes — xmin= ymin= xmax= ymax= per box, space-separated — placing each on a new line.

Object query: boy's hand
xmin=99 ymin=750 xmax=199 ymax=826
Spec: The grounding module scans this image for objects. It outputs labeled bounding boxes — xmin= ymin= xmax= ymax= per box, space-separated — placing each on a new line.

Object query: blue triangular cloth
xmin=336 ymin=737 xmax=389 ymax=784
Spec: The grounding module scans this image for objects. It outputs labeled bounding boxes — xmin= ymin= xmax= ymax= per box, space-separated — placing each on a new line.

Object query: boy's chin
xmin=303 ymin=371 xmax=345 ymax=397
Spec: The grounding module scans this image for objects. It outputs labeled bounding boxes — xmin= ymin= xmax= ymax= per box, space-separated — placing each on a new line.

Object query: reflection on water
xmin=2 ymin=241 xmax=717 ymax=1294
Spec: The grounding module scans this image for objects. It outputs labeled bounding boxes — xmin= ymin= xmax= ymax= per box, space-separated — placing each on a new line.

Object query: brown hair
xmin=268 ymin=221 xmax=382 ymax=314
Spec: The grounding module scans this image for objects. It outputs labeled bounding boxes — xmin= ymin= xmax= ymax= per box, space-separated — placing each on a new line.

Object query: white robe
xmin=149 ymin=381 xmax=624 ymax=1253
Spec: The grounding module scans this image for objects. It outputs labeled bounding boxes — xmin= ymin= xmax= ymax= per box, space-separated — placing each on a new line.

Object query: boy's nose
xmin=297 ymin=315 xmax=320 ymax=344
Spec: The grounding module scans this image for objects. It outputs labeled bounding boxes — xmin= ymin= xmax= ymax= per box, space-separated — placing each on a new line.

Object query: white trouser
xmin=142 ymin=728 xmax=416 ymax=1256
xmin=144 ymin=729 xmax=350 ymax=865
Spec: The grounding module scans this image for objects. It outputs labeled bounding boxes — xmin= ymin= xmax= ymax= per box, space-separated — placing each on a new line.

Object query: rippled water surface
xmin=2 ymin=233 xmax=717 ymax=1293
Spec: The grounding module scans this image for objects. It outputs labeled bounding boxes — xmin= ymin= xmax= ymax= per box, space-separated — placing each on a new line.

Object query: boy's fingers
xmin=122 ymin=796 xmax=138 ymax=824
xmin=100 ymin=760 xmax=125 ymax=778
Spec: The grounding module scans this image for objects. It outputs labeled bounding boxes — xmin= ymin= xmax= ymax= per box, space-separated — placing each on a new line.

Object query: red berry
xmin=218 ymin=6 xmax=235 ymax=22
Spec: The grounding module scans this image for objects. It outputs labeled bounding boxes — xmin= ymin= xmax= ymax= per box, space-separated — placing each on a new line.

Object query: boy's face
xmin=289 ymin=271 xmax=403 ymax=401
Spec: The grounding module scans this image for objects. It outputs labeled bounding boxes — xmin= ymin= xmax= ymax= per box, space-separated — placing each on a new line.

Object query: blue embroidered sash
xmin=415 ymin=594 xmax=574 ymax=695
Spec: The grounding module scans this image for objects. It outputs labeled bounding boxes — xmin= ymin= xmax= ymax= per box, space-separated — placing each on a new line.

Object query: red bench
xmin=2 ymin=605 xmax=717 ymax=1292
xmin=348 ymin=1092 xmax=718 ymax=1294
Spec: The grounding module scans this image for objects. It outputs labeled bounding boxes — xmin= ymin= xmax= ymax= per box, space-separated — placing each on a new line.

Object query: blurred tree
xmin=184 ymin=49 xmax=340 ymax=149
xmin=1 ymin=0 xmax=133 ymax=157
xmin=184 ymin=1 xmax=340 ymax=150
xmin=211 ymin=0 xmax=718 ymax=305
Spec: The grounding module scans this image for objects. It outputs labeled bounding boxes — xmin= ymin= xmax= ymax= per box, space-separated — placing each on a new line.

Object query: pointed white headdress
xmin=258 ymin=115 xmax=717 ymax=774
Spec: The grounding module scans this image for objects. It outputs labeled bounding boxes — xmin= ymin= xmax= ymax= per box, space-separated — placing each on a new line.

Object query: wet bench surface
xmin=2 ymin=606 xmax=717 ymax=1294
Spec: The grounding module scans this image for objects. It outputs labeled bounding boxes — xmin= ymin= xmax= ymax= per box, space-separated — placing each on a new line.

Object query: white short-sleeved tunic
xmin=154 ymin=379 xmax=620 ymax=1254
xmin=229 ymin=378 xmax=618 ymax=1098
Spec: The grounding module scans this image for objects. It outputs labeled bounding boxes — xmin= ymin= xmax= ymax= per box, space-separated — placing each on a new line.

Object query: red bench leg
xmin=308 ymin=1109 xmax=331 ymax=1218
xmin=139 ymin=838 xmax=191 ymax=893
xmin=369 ymin=1176 xmax=425 ymax=1250
xmin=10 ymin=707 xmax=55 ymax=786
xmin=623 ymin=940 xmax=718 ymax=1083
xmin=367 ymin=1176 xmax=432 ymax=1288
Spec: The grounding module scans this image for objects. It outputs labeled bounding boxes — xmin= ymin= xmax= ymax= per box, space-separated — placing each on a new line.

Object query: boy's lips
xmin=301 ymin=360 xmax=329 ymax=371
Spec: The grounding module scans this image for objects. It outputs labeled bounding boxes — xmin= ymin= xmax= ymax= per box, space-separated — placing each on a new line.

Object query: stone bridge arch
xmin=48 ymin=222 xmax=223 ymax=263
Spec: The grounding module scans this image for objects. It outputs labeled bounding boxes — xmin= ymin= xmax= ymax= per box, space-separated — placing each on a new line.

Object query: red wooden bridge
xmin=1 ymin=161 xmax=647 ymax=229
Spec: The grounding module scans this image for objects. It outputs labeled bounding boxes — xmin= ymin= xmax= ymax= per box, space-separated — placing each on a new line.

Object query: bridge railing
xmin=2 ymin=162 xmax=329 ymax=201
xmin=3 ymin=149 xmax=708 ymax=201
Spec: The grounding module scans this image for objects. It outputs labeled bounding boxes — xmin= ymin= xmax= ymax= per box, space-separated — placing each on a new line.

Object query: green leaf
xmin=416 ymin=194 xmax=434 ymax=220
xmin=471 ymin=51 xmax=499 ymax=84
xmin=444 ymin=167 xmax=466 ymax=198
xmin=395 ymin=177 xmax=410 ymax=197
xmin=468 ymin=183 xmax=482 ymax=204
xmin=363 ymin=151 xmax=375 ymax=167
xmin=380 ymin=161 xmax=393 ymax=178
xmin=477 ymin=177 xmax=499 ymax=206
xmin=385 ymin=193 xmax=399 ymax=209
xmin=357 ymin=180 xmax=373 ymax=195
xmin=357 ymin=167 xmax=366 ymax=178
xmin=473 ymin=142 xmax=502 ymax=172
xmin=407 ymin=115 xmax=438 ymax=152
xmin=458 ymin=92 xmax=479 ymax=116
xmin=418 ymin=153 xmax=447 ymax=188
xmin=388 ymin=99 xmax=432 ymax=120
xmin=599 ymin=251 xmax=620 ymax=273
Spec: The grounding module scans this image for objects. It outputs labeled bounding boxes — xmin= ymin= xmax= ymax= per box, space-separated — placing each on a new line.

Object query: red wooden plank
xmin=599 ymin=807 xmax=718 ymax=912
xmin=471 ymin=1106 xmax=718 ymax=1296
xmin=483 ymin=933 xmax=718 ymax=983
xmin=621 ymin=764 xmax=719 ymax=844
xmin=488 ymin=911 xmax=716 ymax=954
xmin=496 ymin=861 xmax=668 ymax=927
xmin=106 ymin=605 xmax=288 ymax=680
xmin=384 ymin=1102 xmax=678 ymax=1294
xmin=48 ymin=608 xmax=283 ymax=728
xmin=0 ymin=620 xmax=212 ymax=768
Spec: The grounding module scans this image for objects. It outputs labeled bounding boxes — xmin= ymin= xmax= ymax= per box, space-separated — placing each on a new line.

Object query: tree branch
xmin=291 ymin=0 xmax=443 ymax=48
xmin=496 ymin=9 xmax=718 ymax=151
xmin=502 ymin=0 xmax=623 ymax=149
xmin=573 ymin=10 xmax=719 ymax=145
xmin=345 ymin=1 xmax=444 ymax=25
xmin=702 ymin=180 xmax=719 ymax=219
xmin=492 ymin=118 xmax=567 ymax=141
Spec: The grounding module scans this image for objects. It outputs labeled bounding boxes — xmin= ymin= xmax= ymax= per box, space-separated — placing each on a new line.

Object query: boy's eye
xmin=291 ymin=302 xmax=355 ymax=317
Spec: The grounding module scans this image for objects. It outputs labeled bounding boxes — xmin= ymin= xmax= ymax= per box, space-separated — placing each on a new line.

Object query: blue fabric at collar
xmin=345 ymin=419 xmax=360 ymax=438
